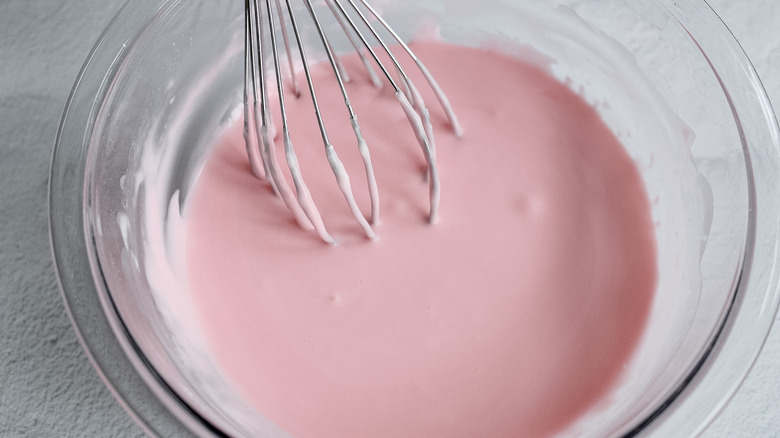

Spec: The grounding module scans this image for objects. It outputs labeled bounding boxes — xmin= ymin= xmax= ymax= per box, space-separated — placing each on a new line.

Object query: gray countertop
xmin=1 ymin=0 xmax=778 ymax=436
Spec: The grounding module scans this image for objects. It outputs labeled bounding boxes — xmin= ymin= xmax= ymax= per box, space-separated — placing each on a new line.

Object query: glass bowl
xmin=50 ymin=0 xmax=780 ymax=436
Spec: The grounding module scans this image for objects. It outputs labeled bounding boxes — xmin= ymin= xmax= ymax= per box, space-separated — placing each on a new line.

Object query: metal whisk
xmin=243 ymin=0 xmax=461 ymax=244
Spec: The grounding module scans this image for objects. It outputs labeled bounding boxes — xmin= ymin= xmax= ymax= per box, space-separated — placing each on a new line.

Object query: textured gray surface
xmin=0 ymin=0 xmax=777 ymax=437
xmin=1 ymin=1 xmax=142 ymax=437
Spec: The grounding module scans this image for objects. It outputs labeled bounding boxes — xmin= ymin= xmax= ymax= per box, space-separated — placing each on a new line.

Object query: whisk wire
xmin=265 ymin=0 xmax=338 ymax=243
xmin=243 ymin=8 xmax=268 ymax=181
xmin=283 ymin=0 xmax=377 ymax=240
xmin=353 ymin=0 xmax=462 ymax=136
xmin=248 ymin=0 xmax=316 ymax=231
xmin=273 ymin=0 xmax=301 ymax=97
xmin=323 ymin=0 xmax=384 ymax=89
xmin=327 ymin=0 xmax=440 ymax=221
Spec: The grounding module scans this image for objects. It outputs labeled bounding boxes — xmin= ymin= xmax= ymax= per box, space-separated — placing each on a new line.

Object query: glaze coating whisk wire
xmin=243 ymin=0 xmax=461 ymax=244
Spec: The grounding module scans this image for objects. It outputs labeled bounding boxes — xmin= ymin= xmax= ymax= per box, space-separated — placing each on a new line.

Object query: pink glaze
xmin=183 ymin=42 xmax=657 ymax=437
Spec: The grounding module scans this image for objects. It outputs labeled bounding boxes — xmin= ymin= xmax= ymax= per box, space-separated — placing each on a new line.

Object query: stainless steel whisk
xmin=243 ymin=0 xmax=461 ymax=244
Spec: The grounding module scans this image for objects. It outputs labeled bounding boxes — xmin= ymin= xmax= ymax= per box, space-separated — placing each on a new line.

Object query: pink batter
xmin=183 ymin=42 xmax=657 ymax=437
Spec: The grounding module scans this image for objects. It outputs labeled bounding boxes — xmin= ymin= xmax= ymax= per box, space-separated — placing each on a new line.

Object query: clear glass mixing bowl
xmin=50 ymin=0 xmax=780 ymax=436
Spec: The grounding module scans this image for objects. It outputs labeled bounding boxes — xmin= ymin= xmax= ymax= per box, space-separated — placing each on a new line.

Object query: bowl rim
xmin=49 ymin=0 xmax=220 ymax=435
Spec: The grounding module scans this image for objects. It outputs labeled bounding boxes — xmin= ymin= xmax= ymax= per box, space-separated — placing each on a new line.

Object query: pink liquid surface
xmin=183 ymin=42 xmax=657 ymax=437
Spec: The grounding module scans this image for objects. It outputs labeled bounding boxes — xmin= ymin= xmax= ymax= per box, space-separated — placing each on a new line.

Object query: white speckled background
xmin=0 ymin=0 xmax=777 ymax=436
